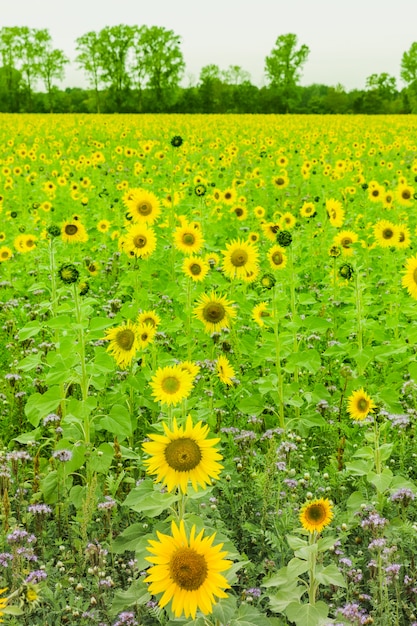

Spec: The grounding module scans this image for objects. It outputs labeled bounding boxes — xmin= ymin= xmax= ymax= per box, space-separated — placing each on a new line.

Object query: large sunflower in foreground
xmin=402 ymin=254 xmax=417 ymax=299
xmin=104 ymin=320 xmax=139 ymax=369
xmin=222 ymin=238 xmax=259 ymax=282
xmin=142 ymin=415 xmax=223 ymax=493
xmin=149 ymin=365 xmax=193 ymax=406
xmin=347 ymin=388 xmax=376 ymax=421
xmin=123 ymin=188 xmax=161 ymax=224
xmin=194 ymin=292 xmax=236 ymax=334
xmin=299 ymin=498 xmax=333 ymax=533
xmin=145 ymin=520 xmax=231 ymax=619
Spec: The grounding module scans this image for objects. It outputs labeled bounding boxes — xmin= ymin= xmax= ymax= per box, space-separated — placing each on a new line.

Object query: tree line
xmin=1 ymin=26 xmax=417 ymax=114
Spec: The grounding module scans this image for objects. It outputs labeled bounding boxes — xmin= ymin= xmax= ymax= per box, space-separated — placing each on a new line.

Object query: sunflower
xmin=143 ymin=415 xmax=223 ymax=493
xmin=149 ymin=365 xmax=193 ymax=406
xmin=382 ymin=191 xmax=395 ymax=209
xmin=123 ymin=188 xmax=161 ymax=224
xmin=402 ymin=258 xmax=417 ymax=299
xmin=280 ymin=211 xmax=296 ymax=230
xmin=216 ymin=355 xmax=236 ymax=386
xmin=397 ymin=183 xmax=414 ymax=206
xmin=145 ymin=520 xmax=231 ymax=619
xmin=137 ymin=323 xmax=156 ymax=349
xmin=261 ymin=221 xmax=281 ymax=242
xmin=205 ymin=252 xmax=220 ymax=268
xmin=61 ymin=220 xmax=88 ymax=243
xmin=267 ymin=245 xmax=287 ymax=271
xmin=368 ymin=183 xmax=384 ymax=203
xmin=183 ymin=256 xmax=210 ymax=282
xmin=124 ymin=224 xmax=157 ymax=259
xmin=0 ymin=246 xmax=13 ymax=262
xmin=0 ymin=587 xmax=8 ymax=621
xmin=137 ymin=310 xmax=160 ymax=329
xmin=396 ymin=224 xmax=411 ymax=249
xmin=254 ymin=205 xmax=265 ymax=219
xmin=252 ymin=301 xmax=272 ymax=327
xmin=347 ymin=388 xmax=376 ymax=421
xmin=222 ymin=238 xmax=259 ymax=282
xmin=272 ymin=173 xmax=289 ymax=189
xmin=333 ymin=230 xmax=358 ymax=256
xmin=179 ymin=360 xmax=201 ymax=381
xmin=326 ymin=199 xmax=345 ymax=228
xmin=104 ymin=320 xmax=139 ymax=369
xmin=299 ymin=498 xmax=333 ymax=533
xmin=194 ymin=292 xmax=236 ymax=334
xmin=97 ymin=219 xmax=111 ymax=232
xmin=300 ymin=202 xmax=316 ymax=218
xmin=174 ymin=222 xmax=204 ymax=254
xmin=230 ymin=205 xmax=247 ymax=220
xmin=373 ymin=219 xmax=399 ymax=248
xmin=222 ymin=187 xmax=236 ymax=204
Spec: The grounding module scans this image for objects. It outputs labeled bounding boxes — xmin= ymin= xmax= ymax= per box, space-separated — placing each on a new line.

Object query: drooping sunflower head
xmin=252 ymin=301 xmax=272 ymax=327
xmin=149 ymin=365 xmax=193 ymax=406
xmin=347 ymin=388 xmax=376 ymax=421
xmin=194 ymin=291 xmax=236 ymax=334
xmin=142 ymin=415 xmax=223 ymax=493
xmin=104 ymin=320 xmax=139 ymax=369
xmin=144 ymin=519 xmax=231 ymax=619
xmin=300 ymin=498 xmax=333 ymax=534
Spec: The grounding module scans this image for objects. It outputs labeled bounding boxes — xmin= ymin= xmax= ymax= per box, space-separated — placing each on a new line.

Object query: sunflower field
xmin=1 ymin=113 xmax=417 ymax=625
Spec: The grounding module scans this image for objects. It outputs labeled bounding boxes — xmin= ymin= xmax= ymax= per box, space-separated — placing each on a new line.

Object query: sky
xmin=2 ymin=0 xmax=416 ymax=91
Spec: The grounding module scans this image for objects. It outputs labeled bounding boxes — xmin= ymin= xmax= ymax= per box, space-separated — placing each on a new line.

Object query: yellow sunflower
xmin=142 ymin=415 xmax=223 ymax=492
xmin=104 ymin=320 xmax=139 ymax=369
xmin=124 ymin=223 xmax=157 ymax=259
xmin=402 ymin=255 xmax=417 ymax=299
xmin=267 ymin=245 xmax=288 ymax=271
xmin=194 ymin=292 xmax=236 ymax=334
xmin=137 ymin=310 xmax=160 ymax=329
xmin=262 ymin=221 xmax=281 ymax=242
xmin=182 ymin=256 xmax=210 ymax=282
xmin=0 ymin=246 xmax=12 ymax=262
xmin=216 ymin=355 xmax=236 ymax=386
xmin=149 ymin=364 xmax=193 ymax=406
xmin=179 ymin=360 xmax=201 ymax=381
xmin=97 ymin=219 xmax=111 ymax=232
xmin=0 ymin=587 xmax=8 ymax=621
xmin=205 ymin=252 xmax=220 ymax=267
xmin=396 ymin=224 xmax=411 ymax=249
xmin=123 ymin=188 xmax=161 ymax=224
xmin=252 ymin=301 xmax=272 ymax=327
xmin=300 ymin=498 xmax=333 ymax=533
xmin=61 ymin=220 xmax=88 ymax=243
xmin=272 ymin=172 xmax=289 ymax=189
xmin=333 ymin=230 xmax=358 ymax=256
xmin=347 ymin=388 xmax=376 ymax=421
xmin=373 ymin=219 xmax=399 ymax=248
xmin=222 ymin=238 xmax=259 ymax=282
xmin=397 ymin=183 xmax=414 ymax=207
xmin=300 ymin=202 xmax=317 ymax=218
xmin=137 ymin=323 xmax=156 ymax=349
xmin=144 ymin=520 xmax=231 ymax=619
xmin=326 ymin=199 xmax=345 ymax=228
xmin=174 ymin=222 xmax=204 ymax=254
xmin=280 ymin=211 xmax=297 ymax=230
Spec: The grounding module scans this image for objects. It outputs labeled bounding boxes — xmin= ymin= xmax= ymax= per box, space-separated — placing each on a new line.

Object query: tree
xmin=366 ymin=73 xmax=397 ymax=98
xmin=135 ymin=26 xmax=185 ymax=111
xmin=222 ymin=65 xmax=251 ymax=86
xmin=96 ymin=25 xmax=136 ymax=111
xmin=401 ymin=42 xmax=417 ymax=85
xmin=37 ymin=44 xmax=69 ymax=112
xmin=75 ymin=31 xmax=103 ymax=113
xmin=265 ymin=33 xmax=309 ymax=112
xmin=0 ymin=26 xmax=21 ymax=111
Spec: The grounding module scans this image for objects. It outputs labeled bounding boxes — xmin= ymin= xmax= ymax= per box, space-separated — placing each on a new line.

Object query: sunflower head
xmin=58 ymin=263 xmax=79 ymax=285
xmin=300 ymin=498 xmax=333 ymax=533
xmin=347 ymin=388 xmax=376 ymax=421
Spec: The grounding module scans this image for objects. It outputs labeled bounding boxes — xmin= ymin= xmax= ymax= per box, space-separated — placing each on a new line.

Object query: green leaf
xmin=287 ymin=557 xmax=310 ymax=577
xmin=367 ymin=468 xmax=393 ymax=494
xmin=285 ymin=349 xmax=321 ymax=374
xmin=122 ymin=479 xmax=178 ymax=517
xmin=17 ymin=352 xmax=42 ymax=372
xmin=212 ymin=595 xmax=237 ymax=624
xmin=286 ymin=601 xmax=329 ymax=626
xmin=315 ymin=563 xmax=346 ymax=587
xmin=45 ymin=315 xmax=72 ymax=329
xmin=89 ymin=443 xmax=114 ymax=474
xmin=230 ymin=602 xmax=275 ymax=625
xmin=286 ymin=535 xmax=308 ymax=551
xmin=24 ymin=386 xmax=62 ymax=427
xmin=113 ymin=523 xmax=147 ymax=554
xmin=267 ymin=583 xmax=305 ymax=613
xmin=18 ymin=320 xmax=42 ymax=341
xmin=317 ymin=536 xmax=338 ymax=552
xmin=97 ymin=404 xmax=132 ymax=440
xmin=110 ymin=578 xmax=150 ymax=616
xmin=345 ymin=458 xmax=373 ymax=476
xmin=237 ymin=393 xmax=265 ymax=416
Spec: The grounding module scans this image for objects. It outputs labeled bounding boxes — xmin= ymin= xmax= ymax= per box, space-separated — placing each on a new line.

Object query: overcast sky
xmin=2 ymin=0 xmax=416 ymax=91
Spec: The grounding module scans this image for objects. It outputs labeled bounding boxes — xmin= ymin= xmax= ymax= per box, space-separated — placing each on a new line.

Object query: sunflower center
xmin=399 ymin=232 xmax=405 ymax=242
xmin=170 ymin=547 xmax=208 ymax=590
xmin=271 ymin=224 xmax=280 ymax=233
xmin=402 ymin=190 xmax=411 ymax=200
xmin=203 ymin=302 xmax=226 ymax=323
xmin=165 ymin=437 xmax=202 ymax=471
xmin=182 ymin=233 xmax=195 ymax=245
xmin=133 ymin=234 xmax=147 ymax=248
xmin=190 ymin=263 xmax=202 ymax=275
xmin=382 ymin=228 xmax=394 ymax=240
xmin=272 ymin=251 xmax=283 ymax=265
xmin=230 ymin=249 xmax=248 ymax=267
xmin=275 ymin=177 xmax=285 ymax=186
xmin=137 ymin=201 xmax=152 ymax=216
xmin=235 ymin=207 xmax=244 ymax=217
xmin=306 ymin=504 xmax=326 ymax=523
xmin=357 ymin=398 xmax=369 ymax=411
xmin=26 ymin=239 xmax=35 ymax=248
xmin=341 ymin=237 xmax=352 ymax=248
xmin=65 ymin=224 xmax=78 ymax=236
xmin=1 ymin=251 xmax=9 ymax=259
xmin=161 ymin=376 xmax=181 ymax=394
xmin=371 ymin=189 xmax=379 ymax=197
xmin=413 ymin=268 xmax=417 ymax=285
xmin=116 ymin=329 xmax=135 ymax=351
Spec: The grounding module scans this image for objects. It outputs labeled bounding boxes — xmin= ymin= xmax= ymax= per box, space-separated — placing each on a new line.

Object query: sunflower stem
xmin=73 ymin=284 xmax=90 ymax=446
xmin=288 ymin=245 xmax=300 ymax=420
xmin=308 ymin=531 xmax=318 ymax=605
xmin=272 ymin=285 xmax=285 ymax=429
xmin=354 ymin=267 xmax=364 ymax=372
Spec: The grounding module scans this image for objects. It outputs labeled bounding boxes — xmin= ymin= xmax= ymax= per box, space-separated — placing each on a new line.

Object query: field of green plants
xmin=1 ymin=113 xmax=417 ymax=625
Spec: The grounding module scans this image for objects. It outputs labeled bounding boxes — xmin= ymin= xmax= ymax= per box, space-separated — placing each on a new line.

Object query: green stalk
xmin=73 ymin=284 xmax=90 ymax=445
xmin=273 ymin=286 xmax=285 ymax=429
